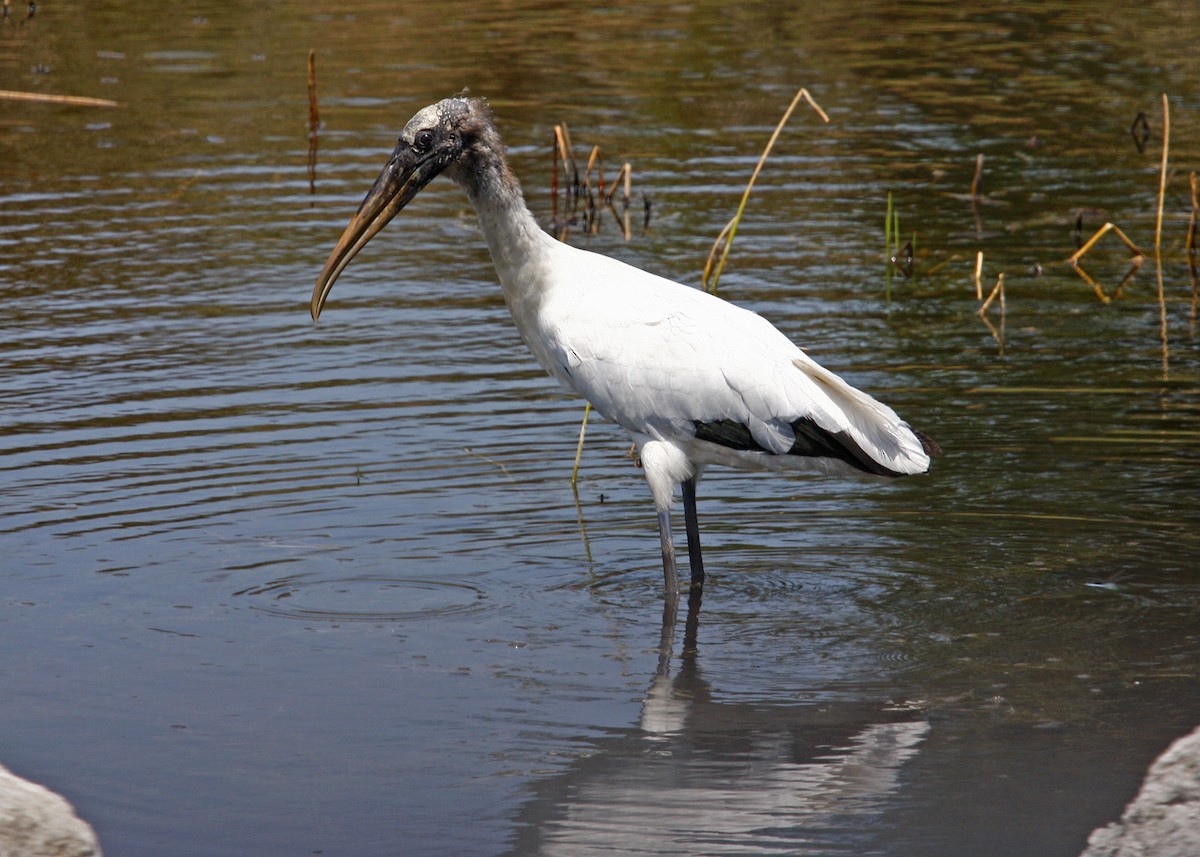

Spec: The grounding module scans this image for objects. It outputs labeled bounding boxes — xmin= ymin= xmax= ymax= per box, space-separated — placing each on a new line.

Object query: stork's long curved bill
xmin=310 ymin=148 xmax=439 ymax=320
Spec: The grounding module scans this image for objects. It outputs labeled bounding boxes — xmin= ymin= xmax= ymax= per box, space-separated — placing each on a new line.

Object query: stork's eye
xmin=413 ymin=129 xmax=436 ymax=154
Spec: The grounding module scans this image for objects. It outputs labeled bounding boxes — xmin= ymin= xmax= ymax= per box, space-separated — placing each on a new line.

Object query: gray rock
xmin=0 ymin=764 xmax=101 ymax=857
xmin=1081 ymin=725 xmax=1200 ymax=857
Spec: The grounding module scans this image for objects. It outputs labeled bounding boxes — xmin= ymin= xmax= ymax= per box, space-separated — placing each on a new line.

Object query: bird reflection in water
xmin=506 ymin=602 xmax=929 ymax=855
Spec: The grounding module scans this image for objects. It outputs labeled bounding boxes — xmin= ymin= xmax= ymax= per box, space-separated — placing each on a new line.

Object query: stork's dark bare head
xmin=310 ymin=96 xmax=505 ymax=320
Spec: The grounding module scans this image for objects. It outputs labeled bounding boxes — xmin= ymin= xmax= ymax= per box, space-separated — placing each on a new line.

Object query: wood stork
xmin=311 ymin=96 xmax=938 ymax=613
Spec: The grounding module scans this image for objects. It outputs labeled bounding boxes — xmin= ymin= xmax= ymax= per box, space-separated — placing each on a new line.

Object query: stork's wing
xmin=539 ymin=247 xmax=930 ymax=476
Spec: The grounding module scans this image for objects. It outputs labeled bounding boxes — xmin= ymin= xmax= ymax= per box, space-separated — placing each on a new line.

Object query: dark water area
xmin=2 ymin=1 xmax=1199 ymax=855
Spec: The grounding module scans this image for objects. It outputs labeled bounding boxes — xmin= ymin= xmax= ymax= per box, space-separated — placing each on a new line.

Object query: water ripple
xmin=232 ymin=574 xmax=486 ymax=622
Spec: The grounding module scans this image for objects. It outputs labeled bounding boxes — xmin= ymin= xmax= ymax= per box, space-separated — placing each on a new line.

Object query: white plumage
xmin=311 ymin=96 xmax=937 ymax=610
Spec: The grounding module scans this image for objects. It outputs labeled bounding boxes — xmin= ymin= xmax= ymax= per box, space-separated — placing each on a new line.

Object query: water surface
xmin=2 ymin=2 xmax=1199 ymax=855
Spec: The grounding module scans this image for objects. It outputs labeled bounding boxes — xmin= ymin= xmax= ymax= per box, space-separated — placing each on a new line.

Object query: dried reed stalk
xmin=970 ymin=154 xmax=984 ymax=198
xmin=551 ymin=128 xmax=560 ymax=225
xmin=978 ymin=272 xmax=1005 ymax=315
xmin=552 ymin=124 xmax=580 ymax=238
xmin=971 ymin=154 xmax=984 ymax=236
xmin=0 ymin=88 xmax=119 ymax=108
xmin=555 ymin=124 xmax=577 ymax=190
xmin=1188 ymin=172 xmax=1199 ymax=325
xmin=1154 ymin=93 xmax=1169 ymax=379
xmin=603 ymin=162 xmax=634 ymax=240
xmin=571 ymin=403 xmax=591 ymax=485
xmin=1186 ymin=171 xmax=1198 ymax=255
xmin=1155 ymin=93 xmax=1169 ymax=259
xmin=978 ymin=272 xmax=1006 ymax=353
xmin=1067 ymin=222 xmax=1145 ymax=265
xmin=306 ymin=50 xmax=320 ymax=195
xmin=702 ymin=87 xmax=830 ymax=292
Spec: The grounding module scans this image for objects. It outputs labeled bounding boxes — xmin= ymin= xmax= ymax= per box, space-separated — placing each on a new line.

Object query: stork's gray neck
xmin=454 ymin=136 xmax=554 ymax=325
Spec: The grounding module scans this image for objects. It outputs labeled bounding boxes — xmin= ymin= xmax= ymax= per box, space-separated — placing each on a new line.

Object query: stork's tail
xmin=792 ymin=358 xmax=937 ymax=477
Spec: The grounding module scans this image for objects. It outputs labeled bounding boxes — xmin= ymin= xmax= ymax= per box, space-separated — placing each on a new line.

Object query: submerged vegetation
xmin=550 ymin=122 xmax=640 ymax=242
xmin=885 ymin=93 xmax=1191 ymax=374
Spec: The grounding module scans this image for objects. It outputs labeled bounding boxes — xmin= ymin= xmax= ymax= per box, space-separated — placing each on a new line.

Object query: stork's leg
xmin=657 ymin=508 xmax=680 ymax=617
xmin=681 ymin=476 xmax=705 ymax=590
